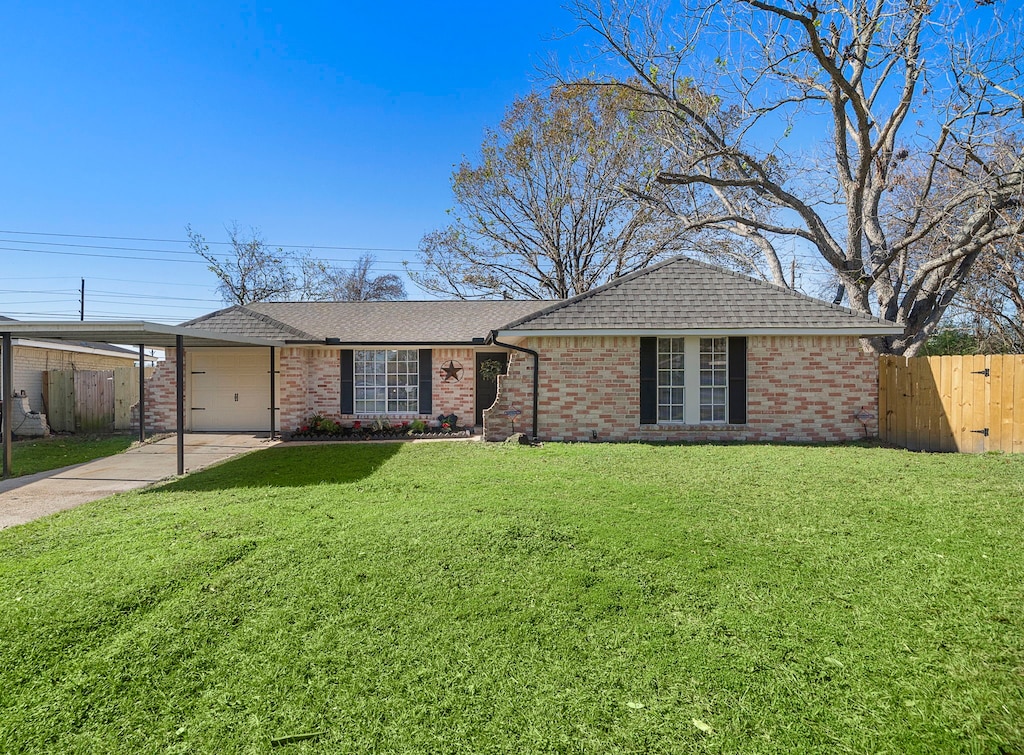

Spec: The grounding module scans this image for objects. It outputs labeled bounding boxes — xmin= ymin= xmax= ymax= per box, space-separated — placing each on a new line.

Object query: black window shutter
xmin=728 ymin=337 xmax=747 ymax=425
xmin=340 ymin=349 xmax=354 ymax=414
xmin=639 ymin=337 xmax=658 ymax=424
xmin=418 ymin=349 xmax=432 ymax=415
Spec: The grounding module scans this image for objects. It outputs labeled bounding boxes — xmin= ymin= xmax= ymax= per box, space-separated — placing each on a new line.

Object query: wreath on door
xmin=478 ymin=358 xmax=505 ymax=383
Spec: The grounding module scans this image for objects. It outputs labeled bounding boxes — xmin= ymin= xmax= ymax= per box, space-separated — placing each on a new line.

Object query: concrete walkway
xmin=0 ymin=433 xmax=278 ymax=530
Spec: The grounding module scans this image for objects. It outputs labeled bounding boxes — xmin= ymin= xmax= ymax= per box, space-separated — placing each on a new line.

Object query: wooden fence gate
xmin=879 ymin=354 xmax=1024 ymax=453
xmin=44 ymin=367 xmax=144 ymax=433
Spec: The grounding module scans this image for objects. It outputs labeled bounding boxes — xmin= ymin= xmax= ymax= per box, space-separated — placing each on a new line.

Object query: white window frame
xmin=657 ymin=337 xmax=687 ymax=423
xmin=699 ymin=337 xmax=728 ymax=423
xmin=354 ymin=349 xmax=419 ymax=414
xmin=656 ymin=336 xmax=729 ymax=424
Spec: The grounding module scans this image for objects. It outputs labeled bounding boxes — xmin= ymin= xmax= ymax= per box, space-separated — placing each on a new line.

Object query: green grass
xmin=1 ymin=442 xmax=1022 ymax=754
xmin=5 ymin=434 xmax=134 ymax=478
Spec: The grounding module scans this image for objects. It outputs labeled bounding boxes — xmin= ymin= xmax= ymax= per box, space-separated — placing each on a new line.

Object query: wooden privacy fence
xmin=44 ymin=367 xmax=148 ymax=433
xmin=879 ymin=354 xmax=1024 ymax=453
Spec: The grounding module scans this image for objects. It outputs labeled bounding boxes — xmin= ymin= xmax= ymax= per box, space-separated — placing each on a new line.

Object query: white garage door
xmin=190 ymin=349 xmax=274 ymax=431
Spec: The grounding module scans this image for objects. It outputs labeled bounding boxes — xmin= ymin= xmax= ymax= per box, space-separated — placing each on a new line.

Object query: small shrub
xmin=294 ymin=414 xmax=343 ymax=437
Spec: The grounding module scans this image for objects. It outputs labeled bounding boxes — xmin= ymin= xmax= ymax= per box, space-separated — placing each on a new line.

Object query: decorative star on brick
xmin=439 ymin=360 xmax=463 ymax=382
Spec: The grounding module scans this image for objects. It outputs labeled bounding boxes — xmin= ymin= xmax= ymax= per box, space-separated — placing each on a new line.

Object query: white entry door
xmin=190 ymin=349 xmax=274 ymax=431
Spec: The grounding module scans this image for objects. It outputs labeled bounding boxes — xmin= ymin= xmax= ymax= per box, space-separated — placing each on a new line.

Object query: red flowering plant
xmin=293 ymin=413 xmax=341 ymax=438
xmin=436 ymin=413 xmax=458 ymax=432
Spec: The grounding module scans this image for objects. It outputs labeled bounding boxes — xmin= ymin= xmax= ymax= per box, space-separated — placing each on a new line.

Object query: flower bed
xmin=286 ymin=414 xmax=471 ymax=442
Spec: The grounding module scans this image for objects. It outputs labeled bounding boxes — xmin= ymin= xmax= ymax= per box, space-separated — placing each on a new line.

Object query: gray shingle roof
xmin=183 ymin=300 xmax=553 ymax=343
xmin=498 ymin=256 xmax=901 ymax=334
xmin=184 ymin=306 xmax=318 ymax=341
xmin=179 ymin=257 xmax=901 ymax=343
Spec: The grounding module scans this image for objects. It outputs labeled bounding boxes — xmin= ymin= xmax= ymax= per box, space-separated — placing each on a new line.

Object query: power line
xmin=0 ymin=228 xmax=421 ymax=253
xmin=0 ymin=241 xmax=426 ymax=270
xmin=0 ymin=245 xmax=205 ymax=264
xmin=90 ymin=276 xmax=223 ymax=289
xmin=89 ymin=289 xmax=223 ymax=303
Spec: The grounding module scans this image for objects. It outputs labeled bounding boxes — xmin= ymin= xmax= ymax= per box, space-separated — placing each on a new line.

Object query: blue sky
xmin=0 ymin=2 xmax=579 ymax=322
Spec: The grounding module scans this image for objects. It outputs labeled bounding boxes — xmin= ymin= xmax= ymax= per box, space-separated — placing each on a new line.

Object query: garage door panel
xmin=190 ymin=349 xmax=275 ymax=431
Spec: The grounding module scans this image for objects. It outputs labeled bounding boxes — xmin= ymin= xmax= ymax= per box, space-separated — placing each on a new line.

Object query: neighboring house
xmin=142 ymin=257 xmax=902 ymax=443
xmin=0 ymin=315 xmax=138 ymax=415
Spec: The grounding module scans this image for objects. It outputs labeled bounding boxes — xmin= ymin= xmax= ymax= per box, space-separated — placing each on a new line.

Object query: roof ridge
xmin=501 ymin=255 xmax=898 ymax=330
xmin=497 ymin=256 xmax=681 ymax=330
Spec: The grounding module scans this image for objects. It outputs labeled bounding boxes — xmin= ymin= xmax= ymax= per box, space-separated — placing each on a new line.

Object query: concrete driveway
xmin=0 ymin=433 xmax=278 ymax=530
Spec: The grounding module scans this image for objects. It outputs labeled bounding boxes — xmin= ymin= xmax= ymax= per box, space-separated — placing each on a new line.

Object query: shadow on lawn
xmin=149 ymin=443 xmax=403 ymax=493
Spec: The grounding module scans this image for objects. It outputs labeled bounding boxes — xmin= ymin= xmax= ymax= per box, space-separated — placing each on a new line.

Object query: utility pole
xmin=80 ymin=278 xmax=85 ymax=321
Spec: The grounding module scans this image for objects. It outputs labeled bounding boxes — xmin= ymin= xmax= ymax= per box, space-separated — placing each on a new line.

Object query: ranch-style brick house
xmin=142 ymin=256 xmax=902 ymax=443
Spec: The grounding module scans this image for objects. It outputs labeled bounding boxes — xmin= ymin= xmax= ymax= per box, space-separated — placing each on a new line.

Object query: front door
xmin=475 ymin=352 xmax=508 ymax=426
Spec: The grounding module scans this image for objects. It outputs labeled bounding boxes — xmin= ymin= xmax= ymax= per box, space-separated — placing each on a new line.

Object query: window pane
xmin=656 ymin=337 xmax=685 ymax=423
xmin=699 ymin=338 xmax=728 ymax=423
xmin=351 ymin=349 xmax=420 ymax=414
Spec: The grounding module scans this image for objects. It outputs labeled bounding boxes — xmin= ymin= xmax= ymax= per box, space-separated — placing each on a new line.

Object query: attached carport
xmin=1 ymin=321 xmax=285 ymax=479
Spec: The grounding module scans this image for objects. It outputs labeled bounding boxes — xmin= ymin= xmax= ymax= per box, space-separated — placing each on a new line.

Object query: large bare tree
xmin=189 ymin=226 xmax=407 ymax=304
xmin=412 ymin=85 xmax=721 ymax=300
xmin=563 ymin=0 xmax=1024 ymax=354
xmin=956 ymin=232 xmax=1024 ymax=351
xmin=188 ymin=223 xmax=296 ymax=306
xmin=300 ymin=253 xmax=406 ymax=302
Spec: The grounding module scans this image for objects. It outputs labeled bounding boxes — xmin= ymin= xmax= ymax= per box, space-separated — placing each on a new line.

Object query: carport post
xmin=176 ymin=335 xmax=184 ymax=476
xmin=138 ymin=344 xmax=146 ymax=443
xmin=2 ymin=332 xmax=12 ymax=479
xmin=269 ymin=346 xmax=277 ymax=439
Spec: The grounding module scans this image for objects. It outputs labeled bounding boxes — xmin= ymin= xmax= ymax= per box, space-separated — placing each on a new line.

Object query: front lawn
xmin=0 ymin=443 xmax=1021 ymax=753
xmin=3 ymin=434 xmax=134 ymax=478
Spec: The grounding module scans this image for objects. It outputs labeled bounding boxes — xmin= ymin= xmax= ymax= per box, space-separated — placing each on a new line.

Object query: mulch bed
xmin=285 ymin=429 xmax=473 ymax=442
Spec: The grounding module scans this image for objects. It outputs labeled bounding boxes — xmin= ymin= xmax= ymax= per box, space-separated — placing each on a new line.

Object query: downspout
xmin=487 ymin=331 xmax=539 ymax=439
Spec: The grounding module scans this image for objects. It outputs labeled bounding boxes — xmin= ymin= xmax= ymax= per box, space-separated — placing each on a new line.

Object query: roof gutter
xmin=493 ymin=326 xmax=904 ymax=338
xmin=487 ymin=331 xmax=539 ymax=439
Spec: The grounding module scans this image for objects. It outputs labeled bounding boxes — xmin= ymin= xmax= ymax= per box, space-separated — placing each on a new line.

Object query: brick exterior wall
xmin=431 ymin=348 xmax=477 ymax=427
xmin=4 ymin=345 xmax=136 ymax=415
xmin=142 ymin=338 xmax=878 ymax=442
xmin=483 ymin=335 xmax=878 ymax=443
xmin=278 ymin=347 xmax=338 ymax=431
xmin=144 ymin=346 xmax=491 ymax=434
xmin=278 ymin=347 xmax=478 ymax=431
xmin=483 ymin=350 xmax=536 ymax=440
xmin=142 ymin=351 xmax=180 ymax=433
